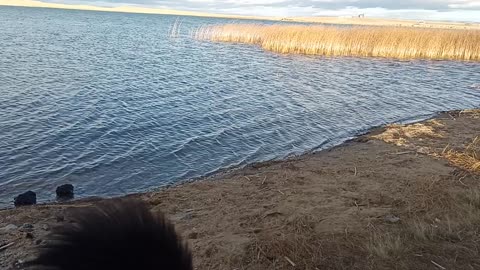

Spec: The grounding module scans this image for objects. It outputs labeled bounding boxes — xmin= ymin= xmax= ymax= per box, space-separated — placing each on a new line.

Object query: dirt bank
xmin=1 ymin=109 xmax=479 ymax=269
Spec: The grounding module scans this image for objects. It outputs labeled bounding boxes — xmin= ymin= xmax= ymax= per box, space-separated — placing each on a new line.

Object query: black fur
xmin=30 ymin=199 xmax=192 ymax=270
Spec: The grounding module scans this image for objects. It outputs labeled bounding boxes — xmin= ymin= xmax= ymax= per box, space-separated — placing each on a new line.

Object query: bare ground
xmin=1 ymin=109 xmax=479 ymax=270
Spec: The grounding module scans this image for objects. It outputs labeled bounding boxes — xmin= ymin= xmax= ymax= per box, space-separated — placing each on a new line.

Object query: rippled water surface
xmin=1 ymin=6 xmax=479 ymax=207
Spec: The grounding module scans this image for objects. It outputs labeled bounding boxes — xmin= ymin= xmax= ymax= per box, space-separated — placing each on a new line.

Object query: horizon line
xmin=1 ymin=0 xmax=479 ymax=30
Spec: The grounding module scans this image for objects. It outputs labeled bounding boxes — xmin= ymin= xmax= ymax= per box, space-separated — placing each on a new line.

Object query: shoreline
xmin=1 ymin=109 xmax=479 ymax=269
xmin=0 ymin=111 xmax=438 ymax=210
xmin=1 ymin=0 xmax=480 ymax=30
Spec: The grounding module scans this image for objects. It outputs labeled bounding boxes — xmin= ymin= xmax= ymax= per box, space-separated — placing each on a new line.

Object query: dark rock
xmin=25 ymin=232 xmax=34 ymax=239
xmin=14 ymin=191 xmax=36 ymax=207
xmin=56 ymin=184 xmax=74 ymax=200
xmin=19 ymin=223 xmax=34 ymax=232
xmin=355 ymin=136 xmax=370 ymax=143
xmin=252 ymin=228 xmax=262 ymax=234
xmin=35 ymin=239 xmax=43 ymax=245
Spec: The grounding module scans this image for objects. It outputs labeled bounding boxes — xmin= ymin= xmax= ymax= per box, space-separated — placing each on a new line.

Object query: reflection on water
xmin=0 ymin=6 xmax=479 ymax=206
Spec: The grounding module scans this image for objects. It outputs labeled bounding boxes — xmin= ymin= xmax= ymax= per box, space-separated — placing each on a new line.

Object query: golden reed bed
xmin=195 ymin=24 xmax=480 ymax=61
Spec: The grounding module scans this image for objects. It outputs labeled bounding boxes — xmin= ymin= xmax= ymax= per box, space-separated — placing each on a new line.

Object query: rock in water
xmin=56 ymin=184 xmax=74 ymax=200
xmin=14 ymin=191 xmax=37 ymax=207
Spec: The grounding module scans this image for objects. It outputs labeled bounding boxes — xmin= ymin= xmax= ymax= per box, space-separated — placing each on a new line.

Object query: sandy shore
xmin=2 ymin=0 xmax=480 ymax=30
xmin=1 ymin=109 xmax=479 ymax=269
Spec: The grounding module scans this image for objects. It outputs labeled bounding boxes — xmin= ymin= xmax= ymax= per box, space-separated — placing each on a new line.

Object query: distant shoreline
xmin=1 ymin=0 xmax=480 ymax=30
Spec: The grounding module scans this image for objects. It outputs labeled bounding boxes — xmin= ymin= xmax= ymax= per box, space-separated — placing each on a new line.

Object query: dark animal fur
xmin=30 ymin=199 xmax=192 ymax=270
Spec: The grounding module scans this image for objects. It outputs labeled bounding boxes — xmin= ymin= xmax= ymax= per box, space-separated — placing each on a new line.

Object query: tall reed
xmin=195 ymin=24 xmax=480 ymax=61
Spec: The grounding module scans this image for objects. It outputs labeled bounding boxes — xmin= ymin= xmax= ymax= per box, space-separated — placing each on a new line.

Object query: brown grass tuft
xmin=241 ymin=215 xmax=367 ymax=269
xmin=441 ymin=137 xmax=480 ymax=173
xmin=195 ymin=24 xmax=480 ymax=61
xmin=367 ymin=233 xmax=406 ymax=260
xmin=371 ymin=121 xmax=443 ymax=147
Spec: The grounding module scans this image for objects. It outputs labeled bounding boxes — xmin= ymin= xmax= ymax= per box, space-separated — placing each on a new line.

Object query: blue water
xmin=0 ymin=6 xmax=479 ymax=207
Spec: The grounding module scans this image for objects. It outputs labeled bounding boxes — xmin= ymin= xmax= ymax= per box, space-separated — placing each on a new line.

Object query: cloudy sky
xmin=42 ymin=0 xmax=480 ymax=21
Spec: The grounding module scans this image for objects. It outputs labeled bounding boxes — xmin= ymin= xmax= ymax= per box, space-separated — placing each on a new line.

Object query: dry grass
xmin=461 ymin=109 xmax=480 ymax=118
xmin=195 ymin=24 xmax=480 ymax=61
xmin=244 ymin=215 xmax=367 ymax=269
xmin=363 ymin=177 xmax=480 ymax=269
xmin=241 ymin=184 xmax=480 ymax=269
xmin=367 ymin=233 xmax=406 ymax=260
xmin=373 ymin=114 xmax=480 ymax=175
xmin=441 ymin=137 xmax=480 ymax=173
xmin=371 ymin=120 xmax=444 ymax=147
xmin=238 ymin=112 xmax=480 ymax=270
xmin=238 ymin=115 xmax=480 ymax=269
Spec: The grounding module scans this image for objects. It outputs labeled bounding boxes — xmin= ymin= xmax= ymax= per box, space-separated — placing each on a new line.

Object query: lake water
xmin=1 ymin=6 xmax=479 ymax=207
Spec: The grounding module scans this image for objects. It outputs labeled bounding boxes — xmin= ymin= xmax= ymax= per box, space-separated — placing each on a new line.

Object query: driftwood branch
xmin=0 ymin=242 xmax=14 ymax=251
